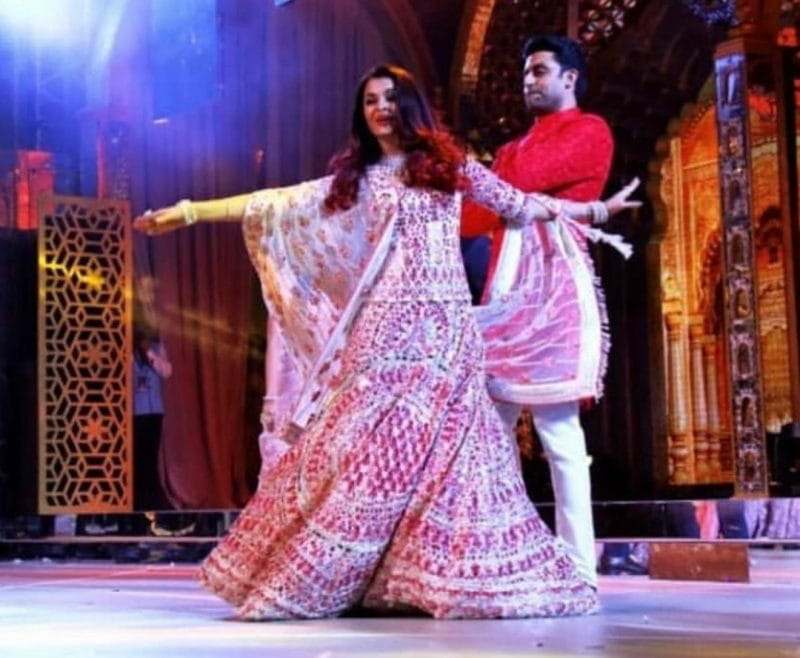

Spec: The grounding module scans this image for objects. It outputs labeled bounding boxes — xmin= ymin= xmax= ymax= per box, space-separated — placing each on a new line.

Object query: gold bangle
xmin=177 ymin=199 xmax=198 ymax=225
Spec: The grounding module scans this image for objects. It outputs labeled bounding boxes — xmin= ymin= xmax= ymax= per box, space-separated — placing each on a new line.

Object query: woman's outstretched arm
xmin=463 ymin=158 xmax=641 ymax=225
xmin=133 ymin=193 xmax=254 ymax=235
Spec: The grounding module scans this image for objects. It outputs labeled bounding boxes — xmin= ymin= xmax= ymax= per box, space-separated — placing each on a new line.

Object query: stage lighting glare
xmin=0 ymin=0 xmax=87 ymax=43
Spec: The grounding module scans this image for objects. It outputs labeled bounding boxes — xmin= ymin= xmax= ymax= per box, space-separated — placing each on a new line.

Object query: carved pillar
xmin=666 ymin=313 xmax=694 ymax=484
xmin=774 ymin=3 xmax=800 ymax=430
xmin=703 ymin=335 xmax=724 ymax=479
xmin=689 ymin=319 xmax=710 ymax=482
xmin=717 ymin=332 xmax=736 ymax=477
xmin=713 ymin=4 xmax=771 ymax=495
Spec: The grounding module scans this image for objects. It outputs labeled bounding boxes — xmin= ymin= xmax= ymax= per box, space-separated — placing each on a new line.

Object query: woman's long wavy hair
xmin=324 ymin=65 xmax=468 ymax=212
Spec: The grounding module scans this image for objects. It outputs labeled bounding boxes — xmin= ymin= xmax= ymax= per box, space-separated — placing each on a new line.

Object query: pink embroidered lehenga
xmin=198 ymin=158 xmax=599 ymax=619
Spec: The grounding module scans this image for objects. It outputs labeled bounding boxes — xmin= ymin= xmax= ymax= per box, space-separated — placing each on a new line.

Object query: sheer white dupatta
xmin=242 ymin=174 xmax=399 ymax=473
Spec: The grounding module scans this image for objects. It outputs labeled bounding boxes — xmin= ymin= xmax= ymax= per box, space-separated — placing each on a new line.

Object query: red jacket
xmin=462 ymin=108 xmax=614 ymax=294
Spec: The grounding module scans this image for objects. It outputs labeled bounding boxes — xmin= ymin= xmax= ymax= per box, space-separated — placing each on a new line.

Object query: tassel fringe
xmin=561 ymin=216 xmax=633 ymax=260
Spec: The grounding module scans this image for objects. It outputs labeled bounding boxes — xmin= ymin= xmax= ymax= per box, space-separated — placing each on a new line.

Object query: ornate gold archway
xmin=650 ymin=71 xmax=793 ymax=487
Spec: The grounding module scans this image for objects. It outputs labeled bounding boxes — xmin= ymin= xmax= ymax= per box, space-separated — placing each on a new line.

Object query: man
xmin=462 ymin=34 xmax=618 ymax=586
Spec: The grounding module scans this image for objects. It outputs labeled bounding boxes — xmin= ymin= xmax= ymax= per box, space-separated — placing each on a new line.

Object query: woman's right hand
xmin=133 ymin=205 xmax=186 ymax=236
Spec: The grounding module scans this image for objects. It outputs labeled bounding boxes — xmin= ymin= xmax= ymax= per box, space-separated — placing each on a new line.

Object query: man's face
xmin=522 ymin=51 xmax=577 ymax=115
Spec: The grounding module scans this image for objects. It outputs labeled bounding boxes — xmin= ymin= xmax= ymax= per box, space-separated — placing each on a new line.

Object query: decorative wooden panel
xmin=38 ymin=196 xmax=132 ymax=512
xmin=714 ymin=48 xmax=769 ymax=495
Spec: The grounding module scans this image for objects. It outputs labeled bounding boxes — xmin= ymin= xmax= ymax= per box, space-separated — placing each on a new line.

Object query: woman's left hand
xmin=604 ymin=177 xmax=642 ymax=217
xmin=133 ymin=205 xmax=186 ymax=235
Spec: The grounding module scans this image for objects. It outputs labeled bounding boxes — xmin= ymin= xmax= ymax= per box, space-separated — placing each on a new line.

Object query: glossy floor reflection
xmin=1 ymin=549 xmax=799 ymax=657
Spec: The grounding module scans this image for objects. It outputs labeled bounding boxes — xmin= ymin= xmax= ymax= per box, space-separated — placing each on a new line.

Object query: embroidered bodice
xmin=243 ymin=156 xmax=567 ymax=434
xmin=365 ymin=158 xmax=537 ymax=303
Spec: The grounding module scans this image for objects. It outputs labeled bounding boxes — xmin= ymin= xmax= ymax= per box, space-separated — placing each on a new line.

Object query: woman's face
xmin=362 ymin=77 xmax=397 ymax=141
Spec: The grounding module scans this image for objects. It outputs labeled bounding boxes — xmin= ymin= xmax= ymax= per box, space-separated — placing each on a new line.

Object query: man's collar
xmin=530 ymin=107 xmax=582 ymax=131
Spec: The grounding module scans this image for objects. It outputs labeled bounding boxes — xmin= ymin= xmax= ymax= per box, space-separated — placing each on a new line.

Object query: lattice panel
xmin=38 ymin=196 xmax=132 ymax=512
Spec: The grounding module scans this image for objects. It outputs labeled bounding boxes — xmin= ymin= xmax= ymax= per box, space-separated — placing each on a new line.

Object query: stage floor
xmin=1 ymin=549 xmax=799 ymax=657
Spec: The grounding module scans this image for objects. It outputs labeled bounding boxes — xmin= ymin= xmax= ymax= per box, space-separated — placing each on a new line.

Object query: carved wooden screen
xmin=38 ymin=196 xmax=132 ymax=513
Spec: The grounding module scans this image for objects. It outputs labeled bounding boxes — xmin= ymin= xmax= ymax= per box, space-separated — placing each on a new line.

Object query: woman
xmin=135 ymin=65 xmax=639 ymax=619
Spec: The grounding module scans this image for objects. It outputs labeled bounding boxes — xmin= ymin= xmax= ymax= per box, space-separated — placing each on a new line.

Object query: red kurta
xmin=462 ymin=108 xmax=613 ymax=295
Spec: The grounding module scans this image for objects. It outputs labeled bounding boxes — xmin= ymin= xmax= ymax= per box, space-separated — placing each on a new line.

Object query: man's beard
xmin=524 ymin=94 xmax=553 ymax=115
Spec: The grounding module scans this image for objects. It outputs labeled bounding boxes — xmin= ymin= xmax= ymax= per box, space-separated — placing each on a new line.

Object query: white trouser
xmin=496 ymin=400 xmax=597 ymax=586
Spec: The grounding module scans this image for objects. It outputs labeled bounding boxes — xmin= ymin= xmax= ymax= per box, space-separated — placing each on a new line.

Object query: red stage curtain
xmin=113 ymin=0 xmax=434 ymax=508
